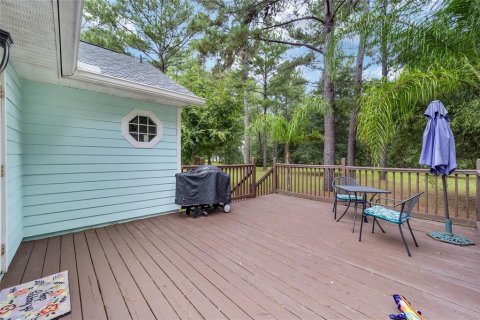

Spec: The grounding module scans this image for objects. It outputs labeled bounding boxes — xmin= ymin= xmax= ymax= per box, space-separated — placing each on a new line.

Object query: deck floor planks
xmin=113 ymin=224 xmax=203 ymax=320
xmin=73 ymin=232 xmax=108 ymax=320
xmin=220 ymin=196 xmax=480 ymax=318
xmin=221 ymin=198 xmax=476 ymax=318
xmin=0 ymin=241 xmax=34 ymax=289
xmin=133 ymin=220 xmax=250 ymax=320
xmin=42 ymin=236 xmax=61 ymax=277
xmin=94 ymin=228 xmax=156 ymax=320
xmin=103 ymin=226 xmax=180 ymax=320
xmin=235 ymin=197 xmax=480 ymax=312
xmin=162 ymin=214 xmax=363 ymax=319
xmin=60 ymin=233 xmax=82 ymax=320
xmin=144 ymin=218 xmax=278 ymax=320
xmin=202 ymin=216 xmax=384 ymax=310
xmin=83 ymin=229 xmax=131 ymax=319
xmin=1 ymin=194 xmax=479 ymax=320
xmin=150 ymin=218 xmax=300 ymax=320
xmin=204 ymin=217 xmax=437 ymax=319
xmin=21 ymin=238 xmax=48 ymax=283
xmin=123 ymin=222 xmax=227 ymax=320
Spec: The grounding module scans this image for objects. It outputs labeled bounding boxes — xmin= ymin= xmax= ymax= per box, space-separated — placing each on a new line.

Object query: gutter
xmin=57 ymin=0 xmax=84 ymax=76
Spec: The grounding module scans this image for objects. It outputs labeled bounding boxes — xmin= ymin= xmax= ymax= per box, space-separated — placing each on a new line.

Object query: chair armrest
xmin=375 ymin=198 xmax=403 ymax=207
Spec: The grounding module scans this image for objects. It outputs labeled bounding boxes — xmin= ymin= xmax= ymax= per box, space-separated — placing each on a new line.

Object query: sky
xmin=83 ymin=0 xmax=435 ymax=90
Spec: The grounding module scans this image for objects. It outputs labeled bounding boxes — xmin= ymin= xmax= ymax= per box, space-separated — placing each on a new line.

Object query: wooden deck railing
xmin=255 ymin=167 xmax=274 ymax=197
xmin=182 ymin=158 xmax=479 ymax=228
xmin=272 ymin=159 xmax=479 ymax=227
xmin=181 ymin=158 xmax=256 ymax=201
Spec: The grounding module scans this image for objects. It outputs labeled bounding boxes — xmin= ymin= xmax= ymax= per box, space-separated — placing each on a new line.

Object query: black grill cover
xmin=175 ymin=165 xmax=231 ymax=206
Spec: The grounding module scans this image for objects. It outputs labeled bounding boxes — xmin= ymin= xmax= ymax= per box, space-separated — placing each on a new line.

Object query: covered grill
xmin=175 ymin=165 xmax=232 ymax=217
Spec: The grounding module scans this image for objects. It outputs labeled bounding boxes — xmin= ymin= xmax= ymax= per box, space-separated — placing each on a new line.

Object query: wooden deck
xmin=2 ymin=194 xmax=479 ymax=319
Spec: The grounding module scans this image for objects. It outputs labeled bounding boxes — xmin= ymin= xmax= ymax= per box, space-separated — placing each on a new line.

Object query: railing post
xmin=476 ymin=159 xmax=480 ymax=233
xmin=272 ymin=157 xmax=277 ymax=193
xmin=341 ymin=157 xmax=346 ymax=177
xmin=251 ymin=157 xmax=257 ymax=198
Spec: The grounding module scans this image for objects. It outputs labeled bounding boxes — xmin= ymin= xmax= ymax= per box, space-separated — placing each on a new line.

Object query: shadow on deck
xmin=1 ymin=194 xmax=479 ymax=319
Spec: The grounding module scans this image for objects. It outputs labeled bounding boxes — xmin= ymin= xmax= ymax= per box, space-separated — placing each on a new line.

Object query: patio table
xmin=334 ymin=185 xmax=391 ymax=233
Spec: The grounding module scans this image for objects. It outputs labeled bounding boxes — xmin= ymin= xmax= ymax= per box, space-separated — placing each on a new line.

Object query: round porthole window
xmin=122 ymin=109 xmax=163 ymax=148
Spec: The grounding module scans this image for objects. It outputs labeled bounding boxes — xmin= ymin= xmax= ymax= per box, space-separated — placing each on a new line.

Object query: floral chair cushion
xmin=336 ymin=194 xmax=364 ymax=202
xmin=364 ymin=205 xmax=408 ymax=224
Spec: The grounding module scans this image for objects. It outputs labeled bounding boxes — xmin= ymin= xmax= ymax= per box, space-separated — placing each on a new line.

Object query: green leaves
xmin=173 ymin=61 xmax=244 ymax=163
xmin=358 ymin=0 xmax=480 ymax=165
xmin=81 ymin=0 xmax=199 ymax=73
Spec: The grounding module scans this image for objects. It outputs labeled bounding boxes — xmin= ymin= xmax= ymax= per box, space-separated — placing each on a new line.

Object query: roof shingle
xmin=77 ymin=41 xmax=196 ymax=97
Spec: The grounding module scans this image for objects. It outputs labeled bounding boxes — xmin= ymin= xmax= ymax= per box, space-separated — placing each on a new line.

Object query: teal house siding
xmin=21 ymin=80 xmax=180 ymax=238
xmin=5 ymin=64 xmax=24 ymax=265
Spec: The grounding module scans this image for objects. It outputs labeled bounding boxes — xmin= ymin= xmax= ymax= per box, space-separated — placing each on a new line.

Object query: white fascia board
xmin=57 ymin=0 xmax=84 ymax=76
xmin=69 ymin=69 xmax=206 ymax=107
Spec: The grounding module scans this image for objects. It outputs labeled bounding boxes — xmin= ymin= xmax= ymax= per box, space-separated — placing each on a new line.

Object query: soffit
xmin=0 ymin=0 xmax=60 ymax=82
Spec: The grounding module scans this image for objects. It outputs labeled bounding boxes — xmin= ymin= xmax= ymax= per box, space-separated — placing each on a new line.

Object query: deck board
xmin=60 ymin=233 xmax=82 ymax=320
xmin=73 ymin=232 xmax=107 ymax=320
xmin=1 ymin=194 xmax=479 ymax=319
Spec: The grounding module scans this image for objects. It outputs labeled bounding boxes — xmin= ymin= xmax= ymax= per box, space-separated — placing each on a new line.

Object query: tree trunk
xmin=263 ymin=131 xmax=268 ymax=170
xmin=242 ymin=48 xmax=251 ymax=164
xmin=273 ymin=141 xmax=278 ymax=161
xmin=262 ymin=80 xmax=268 ymax=170
xmin=285 ymin=143 xmax=291 ymax=192
xmin=323 ymin=8 xmax=336 ymax=191
xmin=379 ymin=0 xmax=388 ymax=179
xmin=347 ymin=0 xmax=368 ymax=167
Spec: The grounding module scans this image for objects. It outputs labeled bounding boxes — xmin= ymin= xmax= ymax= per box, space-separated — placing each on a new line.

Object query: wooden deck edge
xmin=23 ymin=209 xmax=179 ymax=241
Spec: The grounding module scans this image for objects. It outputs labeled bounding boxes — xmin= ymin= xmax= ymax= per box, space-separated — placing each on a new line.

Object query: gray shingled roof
xmin=77 ymin=41 xmax=196 ymax=96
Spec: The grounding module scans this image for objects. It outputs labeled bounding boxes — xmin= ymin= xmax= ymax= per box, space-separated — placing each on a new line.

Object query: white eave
xmin=69 ymin=67 xmax=206 ymax=107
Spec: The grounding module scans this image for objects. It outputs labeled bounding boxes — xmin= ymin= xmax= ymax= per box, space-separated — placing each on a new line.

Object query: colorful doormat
xmin=0 ymin=271 xmax=70 ymax=320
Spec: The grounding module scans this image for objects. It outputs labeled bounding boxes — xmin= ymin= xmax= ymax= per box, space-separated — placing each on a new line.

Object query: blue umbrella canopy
xmin=419 ymin=100 xmax=457 ymax=175
xmin=420 ymin=101 xmax=473 ymax=245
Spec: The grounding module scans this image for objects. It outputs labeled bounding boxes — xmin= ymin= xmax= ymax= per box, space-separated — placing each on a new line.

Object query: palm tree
xmin=250 ymin=97 xmax=329 ymax=191
xmin=358 ymin=0 xmax=480 ymax=163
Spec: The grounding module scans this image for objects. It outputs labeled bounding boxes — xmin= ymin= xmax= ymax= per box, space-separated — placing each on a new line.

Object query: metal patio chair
xmin=359 ymin=193 xmax=423 ymax=257
xmin=332 ymin=176 xmax=364 ymax=220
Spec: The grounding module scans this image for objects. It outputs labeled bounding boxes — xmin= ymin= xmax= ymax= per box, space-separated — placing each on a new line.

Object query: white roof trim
xmin=70 ymin=69 xmax=206 ymax=107
xmin=57 ymin=0 xmax=84 ymax=76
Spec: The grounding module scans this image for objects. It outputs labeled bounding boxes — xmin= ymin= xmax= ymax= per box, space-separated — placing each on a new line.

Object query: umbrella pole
xmin=427 ymin=174 xmax=474 ymax=245
xmin=442 ymin=175 xmax=453 ymax=234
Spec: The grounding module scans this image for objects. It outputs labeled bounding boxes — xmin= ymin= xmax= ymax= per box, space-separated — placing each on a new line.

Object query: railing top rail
xmin=272 ymin=163 xmax=475 ymax=174
xmin=182 ymin=164 xmax=254 ymax=168
xmin=275 ymin=163 xmax=341 ymax=169
xmin=345 ymin=166 xmax=476 ymax=174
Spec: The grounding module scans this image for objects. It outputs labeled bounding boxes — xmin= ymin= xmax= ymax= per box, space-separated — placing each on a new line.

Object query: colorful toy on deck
xmin=389 ymin=294 xmax=424 ymax=320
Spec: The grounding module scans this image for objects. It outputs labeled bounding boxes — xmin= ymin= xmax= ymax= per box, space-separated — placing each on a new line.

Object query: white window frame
xmin=122 ymin=109 xmax=163 ymax=148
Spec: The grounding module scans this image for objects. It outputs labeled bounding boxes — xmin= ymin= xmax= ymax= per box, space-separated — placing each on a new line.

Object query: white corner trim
xmin=0 ymin=71 xmax=7 ymax=273
xmin=122 ymin=109 xmax=163 ymax=148
xmin=177 ymin=107 xmax=182 ymax=172
xmin=70 ymin=69 xmax=206 ymax=107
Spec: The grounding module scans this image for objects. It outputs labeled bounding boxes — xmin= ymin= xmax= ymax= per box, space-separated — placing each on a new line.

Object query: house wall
xmin=21 ymin=80 xmax=180 ymax=238
xmin=5 ymin=64 xmax=24 ymax=266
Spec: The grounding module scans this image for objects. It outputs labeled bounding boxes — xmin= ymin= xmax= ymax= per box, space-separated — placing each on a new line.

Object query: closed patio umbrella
xmin=420 ymin=100 xmax=474 ymax=245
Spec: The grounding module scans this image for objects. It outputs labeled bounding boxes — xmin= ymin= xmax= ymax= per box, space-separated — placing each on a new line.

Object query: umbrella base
xmin=427 ymin=231 xmax=475 ymax=246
